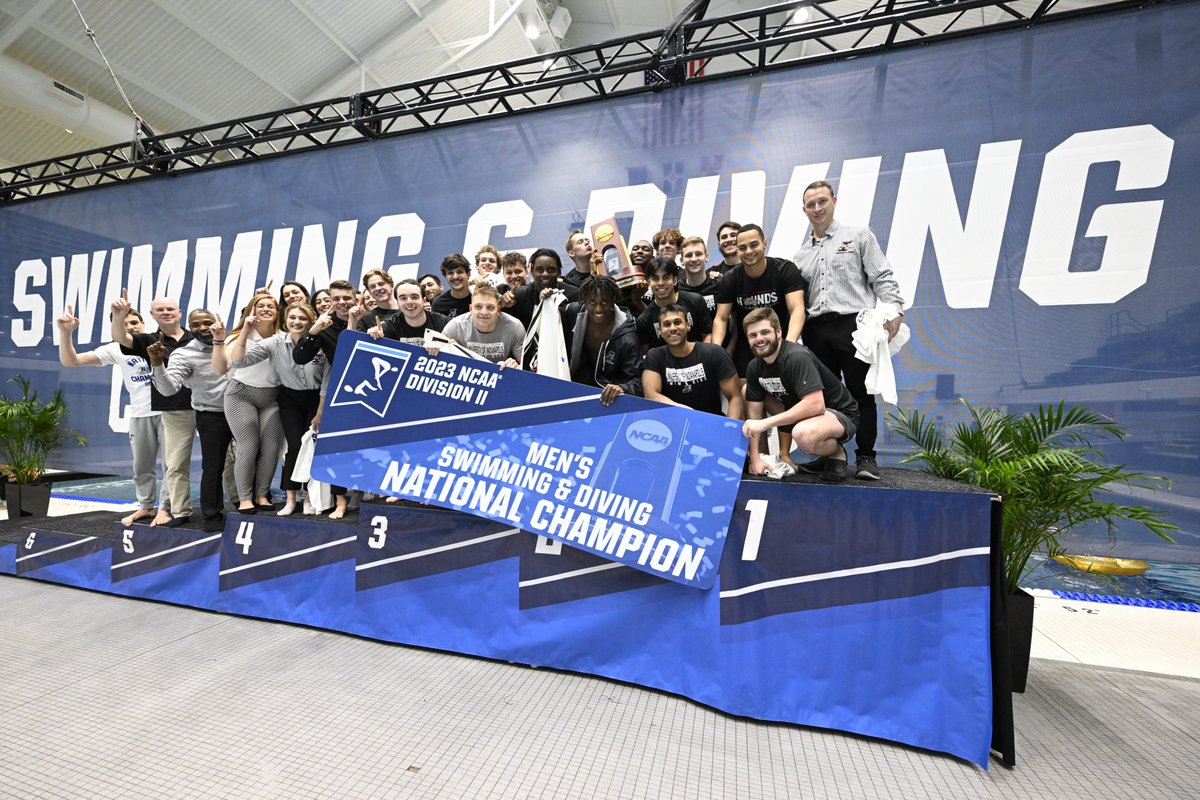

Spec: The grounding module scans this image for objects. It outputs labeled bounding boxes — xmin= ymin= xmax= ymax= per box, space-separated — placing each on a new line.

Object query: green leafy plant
xmin=0 ymin=375 xmax=87 ymax=485
xmin=887 ymin=399 xmax=1177 ymax=594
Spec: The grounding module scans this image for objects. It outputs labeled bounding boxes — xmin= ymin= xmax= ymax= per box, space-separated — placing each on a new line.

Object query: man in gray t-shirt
xmin=441 ymin=283 xmax=526 ymax=367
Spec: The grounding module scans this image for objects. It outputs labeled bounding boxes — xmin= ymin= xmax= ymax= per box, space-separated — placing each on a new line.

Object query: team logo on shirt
xmin=330 ymin=340 xmax=411 ymax=417
xmin=836 ymin=240 xmax=854 ymax=254
xmin=758 ymin=376 xmax=786 ymax=400
xmin=664 ymin=363 xmax=706 ymax=393
xmin=737 ymin=291 xmax=778 ymax=309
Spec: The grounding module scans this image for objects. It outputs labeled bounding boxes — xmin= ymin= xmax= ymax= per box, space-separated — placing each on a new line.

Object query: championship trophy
xmin=590 ymin=218 xmax=643 ymax=288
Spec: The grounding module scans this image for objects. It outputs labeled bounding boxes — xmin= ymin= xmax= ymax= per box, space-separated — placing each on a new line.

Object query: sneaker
xmin=797 ymin=456 xmax=828 ymax=475
xmin=856 ymin=456 xmax=881 ymax=481
xmin=821 ymin=454 xmax=849 ymax=483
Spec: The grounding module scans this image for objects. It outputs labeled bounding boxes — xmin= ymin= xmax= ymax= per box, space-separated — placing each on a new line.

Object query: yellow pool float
xmin=1052 ymin=554 xmax=1150 ymax=576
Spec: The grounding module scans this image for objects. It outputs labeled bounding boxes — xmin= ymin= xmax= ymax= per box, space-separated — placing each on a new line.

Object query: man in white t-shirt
xmin=57 ymin=305 xmax=163 ymax=526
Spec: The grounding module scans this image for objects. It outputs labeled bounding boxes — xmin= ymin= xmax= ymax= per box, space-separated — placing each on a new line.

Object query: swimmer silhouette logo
xmin=330 ymin=340 xmax=411 ymax=417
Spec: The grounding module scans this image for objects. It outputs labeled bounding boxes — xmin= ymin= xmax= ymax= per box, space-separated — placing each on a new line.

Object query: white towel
xmin=852 ymin=305 xmax=910 ymax=406
xmin=522 ymin=292 xmax=571 ymax=380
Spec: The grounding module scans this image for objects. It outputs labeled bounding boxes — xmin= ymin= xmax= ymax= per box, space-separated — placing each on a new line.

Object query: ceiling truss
xmin=0 ymin=0 xmax=1171 ymax=204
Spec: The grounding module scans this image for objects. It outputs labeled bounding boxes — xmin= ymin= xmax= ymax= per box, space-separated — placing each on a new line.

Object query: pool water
xmin=1024 ymin=553 xmax=1200 ymax=606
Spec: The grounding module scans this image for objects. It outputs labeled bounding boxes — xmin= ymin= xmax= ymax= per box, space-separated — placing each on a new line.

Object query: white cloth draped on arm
xmin=852 ymin=304 xmax=910 ymax=406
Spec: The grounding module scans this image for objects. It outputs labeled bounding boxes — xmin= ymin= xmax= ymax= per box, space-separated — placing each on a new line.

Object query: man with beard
xmin=710 ymin=223 xmax=807 ymax=377
xmin=564 ymin=275 xmax=643 ymax=405
xmin=636 ymin=256 xmax=712 ymax=348
xmin=431 ymin=253 xmax=474 ymax=318
xmin=642 ymin=305 xmax=742 ymax=419
xmin=111 ymin=292 xmax=195 ymax=528
xmin=741 ymin=308 xmax=858 ymax=483
xmin=149 ymin=309 xmax=237 ymax=523
xmin=370 ymin=278 xmax=450 ymax=345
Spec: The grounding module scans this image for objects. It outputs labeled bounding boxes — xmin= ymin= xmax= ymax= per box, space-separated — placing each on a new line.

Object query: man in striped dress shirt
xmin=793 ymin=180 xmax=906 ymax=482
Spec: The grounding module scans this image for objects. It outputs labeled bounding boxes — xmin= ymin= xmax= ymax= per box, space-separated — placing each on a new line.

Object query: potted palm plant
xmin=887 ymin=399 xmax=1177 ymax=691
xmin=0 ymin=375 xmax=87 ymax=517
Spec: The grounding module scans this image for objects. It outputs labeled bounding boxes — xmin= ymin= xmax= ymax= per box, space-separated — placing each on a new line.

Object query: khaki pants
xmin=160 ymin=409 xmax=195 ymax=518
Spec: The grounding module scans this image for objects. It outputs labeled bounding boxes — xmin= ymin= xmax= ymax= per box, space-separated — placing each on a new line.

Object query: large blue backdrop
xmin=1 ymin=4 xmax=1197 ymax=545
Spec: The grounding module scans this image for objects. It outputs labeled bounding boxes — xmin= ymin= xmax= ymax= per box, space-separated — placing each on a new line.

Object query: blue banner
xmin=313 ymin=333 xmax=746 ymax=589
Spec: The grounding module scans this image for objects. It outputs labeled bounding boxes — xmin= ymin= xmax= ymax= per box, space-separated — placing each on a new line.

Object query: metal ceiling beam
xmin=0 ymin=0 xmax=1177 ymax=204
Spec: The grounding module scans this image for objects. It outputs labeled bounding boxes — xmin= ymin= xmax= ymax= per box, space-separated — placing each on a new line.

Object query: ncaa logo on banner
xmin=330 ymin=340 xmax=411 ymax=418
xmin=625 ymin=418 xmax=673 ymax=452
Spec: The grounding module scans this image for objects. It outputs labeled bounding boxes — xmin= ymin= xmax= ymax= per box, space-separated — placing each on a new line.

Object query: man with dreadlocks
xmin=564 ymin=275 xmax=643 ymax=405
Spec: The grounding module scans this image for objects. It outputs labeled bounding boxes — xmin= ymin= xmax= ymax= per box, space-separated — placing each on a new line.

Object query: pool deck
xmin=2 ymin=493 xmax=1198 ymax=799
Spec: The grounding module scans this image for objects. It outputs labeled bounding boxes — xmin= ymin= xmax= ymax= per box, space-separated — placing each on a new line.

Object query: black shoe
xmin=236 ymin=505 xmax=257 ymax=515
xmin=856 ymin=456 xmax=881 ymax=481
xmin=797 ymin=456 xmax=828 ymax=475
xmin=821 ymin=455 xmax=849 ymax=483
xmin=255 ymin=502 xmax=275 ymax=512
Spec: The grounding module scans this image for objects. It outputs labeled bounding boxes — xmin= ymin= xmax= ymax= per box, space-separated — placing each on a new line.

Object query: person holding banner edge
xmin=742 ymin=308 xmax=858 ymax=483
xmin=642 ymin=304 xmax=743 ymax=420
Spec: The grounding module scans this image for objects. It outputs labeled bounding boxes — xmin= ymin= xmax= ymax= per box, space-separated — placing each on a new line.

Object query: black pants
xmin=195 ymin=409 xmax=234 ymax=518
xmin=803 ymin=313 xmax=877 ymax=459
xmin=278 ymin=386 xmax=320 ymax=491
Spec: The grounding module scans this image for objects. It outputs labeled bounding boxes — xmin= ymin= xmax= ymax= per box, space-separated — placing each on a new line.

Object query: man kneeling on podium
xmin=741 ymin=308 xmax=859 ymax=483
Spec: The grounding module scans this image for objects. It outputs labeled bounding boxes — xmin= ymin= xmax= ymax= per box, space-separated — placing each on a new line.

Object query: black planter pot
xmin=5 ymin=481 xmax=52 ymax=518
xmin=1007 ymin=588 xmax=1035 ymax=694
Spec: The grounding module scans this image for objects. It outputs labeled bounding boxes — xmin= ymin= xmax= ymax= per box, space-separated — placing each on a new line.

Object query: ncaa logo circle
xmin=625 ymin=419 xmax=673 ymax=452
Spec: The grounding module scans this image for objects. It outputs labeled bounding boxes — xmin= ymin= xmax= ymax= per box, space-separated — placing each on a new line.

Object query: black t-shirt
xmin=745 ymin=340 xmax=858 ymax=423
xmin=643 ymin=343 xmax=736 ymax=416
xmin=431 ymin=291 xmax=471 ymax=319
xmin=561 ymin=268 xmax=596 ymax=292
xmin=715 ymin=256 xmax=807 ymax=372
xmin=635 ymin=291 xmax=713 ymax=346
xmin=677 ymin=271 xmax=720 ymax=312
xmin=378 ymin=310 xmax=450 ymax=346
xmin=357 ymin=307 xmax=403 ymax=332
xmin=124 ymin=330 xmax=194 ymax=411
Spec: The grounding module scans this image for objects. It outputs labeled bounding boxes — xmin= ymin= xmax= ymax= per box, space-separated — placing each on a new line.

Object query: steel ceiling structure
xmin=0 ymin=0 xmax=1173 ymax=204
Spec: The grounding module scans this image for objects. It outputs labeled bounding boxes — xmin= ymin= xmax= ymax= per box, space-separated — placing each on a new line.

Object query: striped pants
xmin=223 ymin=380 xmax=283 ymax=502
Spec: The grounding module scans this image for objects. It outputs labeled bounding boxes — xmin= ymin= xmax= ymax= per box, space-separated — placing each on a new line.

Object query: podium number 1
xmin=741 ymin=499 xmax=769 ymax=561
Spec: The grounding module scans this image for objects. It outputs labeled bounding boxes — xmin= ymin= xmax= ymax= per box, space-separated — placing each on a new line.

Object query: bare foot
xmin=328 ymin=507 xmax=345 ymax=520
xmin=150 ymin=509 xmax=174 ymax=528
xmin=122 ymin=508 xmax=155 ymax=526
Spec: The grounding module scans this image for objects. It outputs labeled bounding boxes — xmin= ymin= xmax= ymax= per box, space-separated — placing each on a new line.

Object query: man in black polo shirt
xmin=742 ymin=308 xmax=858 ymax=483
xmin=111 ymin=291 xmax=194 ymax=527
xmin=642 ymin=304 xmax=742 ymax=419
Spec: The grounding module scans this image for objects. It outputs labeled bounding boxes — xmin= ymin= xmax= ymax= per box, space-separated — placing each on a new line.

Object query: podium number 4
xmin=235 ymin=521 xmax=255 ymax=554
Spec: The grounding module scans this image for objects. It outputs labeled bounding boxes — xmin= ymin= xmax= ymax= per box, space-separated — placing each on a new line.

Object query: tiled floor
xmin=3 ymin=494 xmax=1199 ymax=799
